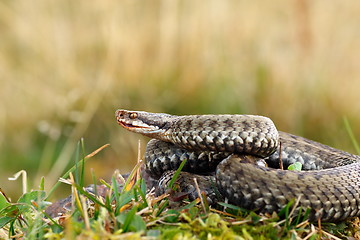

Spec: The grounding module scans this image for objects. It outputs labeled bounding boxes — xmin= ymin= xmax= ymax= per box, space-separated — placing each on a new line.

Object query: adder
xmin=115 ymin=109 xmax=360 ymax=222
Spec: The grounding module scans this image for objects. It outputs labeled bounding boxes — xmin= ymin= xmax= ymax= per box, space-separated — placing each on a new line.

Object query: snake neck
xmin=116 ymin=109 xmax=279 ymax=157
xmin=166 ymin=114 xmax=279 ymax=156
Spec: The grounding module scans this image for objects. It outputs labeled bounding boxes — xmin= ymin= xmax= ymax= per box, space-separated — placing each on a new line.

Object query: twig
xmin=302 ymin=224 xmax=316 ymax=240
xmin=80 ymin=195 xmax=91 ymax=230
xmin=136 ymin=139 xmax=142 ymax=182
xmin=231 ymin=219 xmax=252 ymax=225
xmin=8 ymin=170 xmax=28 ymax=194
xmin=279 ymin=141 xmax=283 ymax=170
xmin=317 ymin=217 xmax=322 ymax=234
xmin=320 ymin=229 xmax=342 ymax=240
xmin=288 ymin=195 xmax=302 ymax=219
xmin=193 ymin=178 xmax=206 ymax=213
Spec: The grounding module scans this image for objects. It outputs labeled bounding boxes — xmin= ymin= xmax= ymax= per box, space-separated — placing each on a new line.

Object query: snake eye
xmin=129 ymin=112 xmax=138 ymax=119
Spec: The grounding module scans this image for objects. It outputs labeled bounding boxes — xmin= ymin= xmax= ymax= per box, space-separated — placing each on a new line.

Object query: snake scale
xmin=115 ymin=109 xmax=360 ymax=222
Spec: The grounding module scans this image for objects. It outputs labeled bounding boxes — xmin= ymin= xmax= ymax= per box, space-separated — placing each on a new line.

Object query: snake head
xmin=115 ymin=109 xmax=174 ymax=138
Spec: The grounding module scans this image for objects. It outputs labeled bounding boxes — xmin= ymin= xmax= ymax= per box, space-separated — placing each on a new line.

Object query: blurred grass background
xmin=1 ymin=0 xmax=360 ymax=200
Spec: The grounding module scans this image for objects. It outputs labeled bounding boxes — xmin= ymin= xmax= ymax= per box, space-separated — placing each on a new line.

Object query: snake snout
xmin=115 ymin=109 xmax=124 ymax=119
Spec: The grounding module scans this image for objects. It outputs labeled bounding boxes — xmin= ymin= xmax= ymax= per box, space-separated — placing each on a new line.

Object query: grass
xmin=1 ymin=141 xmax=360 ymax=239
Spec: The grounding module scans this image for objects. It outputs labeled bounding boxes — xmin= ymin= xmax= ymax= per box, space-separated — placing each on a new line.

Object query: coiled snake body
xmin=115 ymin=109 xmax=360 ymax=222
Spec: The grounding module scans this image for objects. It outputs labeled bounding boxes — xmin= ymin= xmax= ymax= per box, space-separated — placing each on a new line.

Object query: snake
xmin=115 ymin=109 xmax=360 ymax=222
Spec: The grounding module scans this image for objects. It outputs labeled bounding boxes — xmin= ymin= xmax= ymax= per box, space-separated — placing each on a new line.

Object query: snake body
xmin=115 ymin=109 xmax=360 ymax=222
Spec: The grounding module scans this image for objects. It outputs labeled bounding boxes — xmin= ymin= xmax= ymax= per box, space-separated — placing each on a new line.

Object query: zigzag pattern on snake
xmin=115 ymin=109 xmax=360 ymax=222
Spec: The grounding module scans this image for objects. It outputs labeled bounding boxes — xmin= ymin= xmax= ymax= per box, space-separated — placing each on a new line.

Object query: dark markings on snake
xmin=116 ymin=109 xmax=360 ymax=222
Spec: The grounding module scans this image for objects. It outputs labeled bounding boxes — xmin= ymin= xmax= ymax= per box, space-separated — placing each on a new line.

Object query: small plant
xmin=0 ymin=180 xmax=60 ymax=239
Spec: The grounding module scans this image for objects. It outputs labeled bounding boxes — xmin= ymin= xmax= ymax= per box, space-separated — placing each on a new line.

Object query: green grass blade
xmin=91 ymin=169 xmax=98 ymax=196
xmin=156 ymin=199 xmax=169 ymax=217
xmin=135 ymin=183 xmax=148 ymax=208
xmin=80 ymin=138 xmax=86 ymax=187
xmin=39 ymin=177 xmax=45 ymax=191
xmin=343 ymin=117 xmax=360 ymax=154
xmin=168 ymin=159 xmax=187 ymax=190
xmin=121 ymin=206 xmax=137 ymax=232
xmin=74 ymin=140 xmax=80 ymax=185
